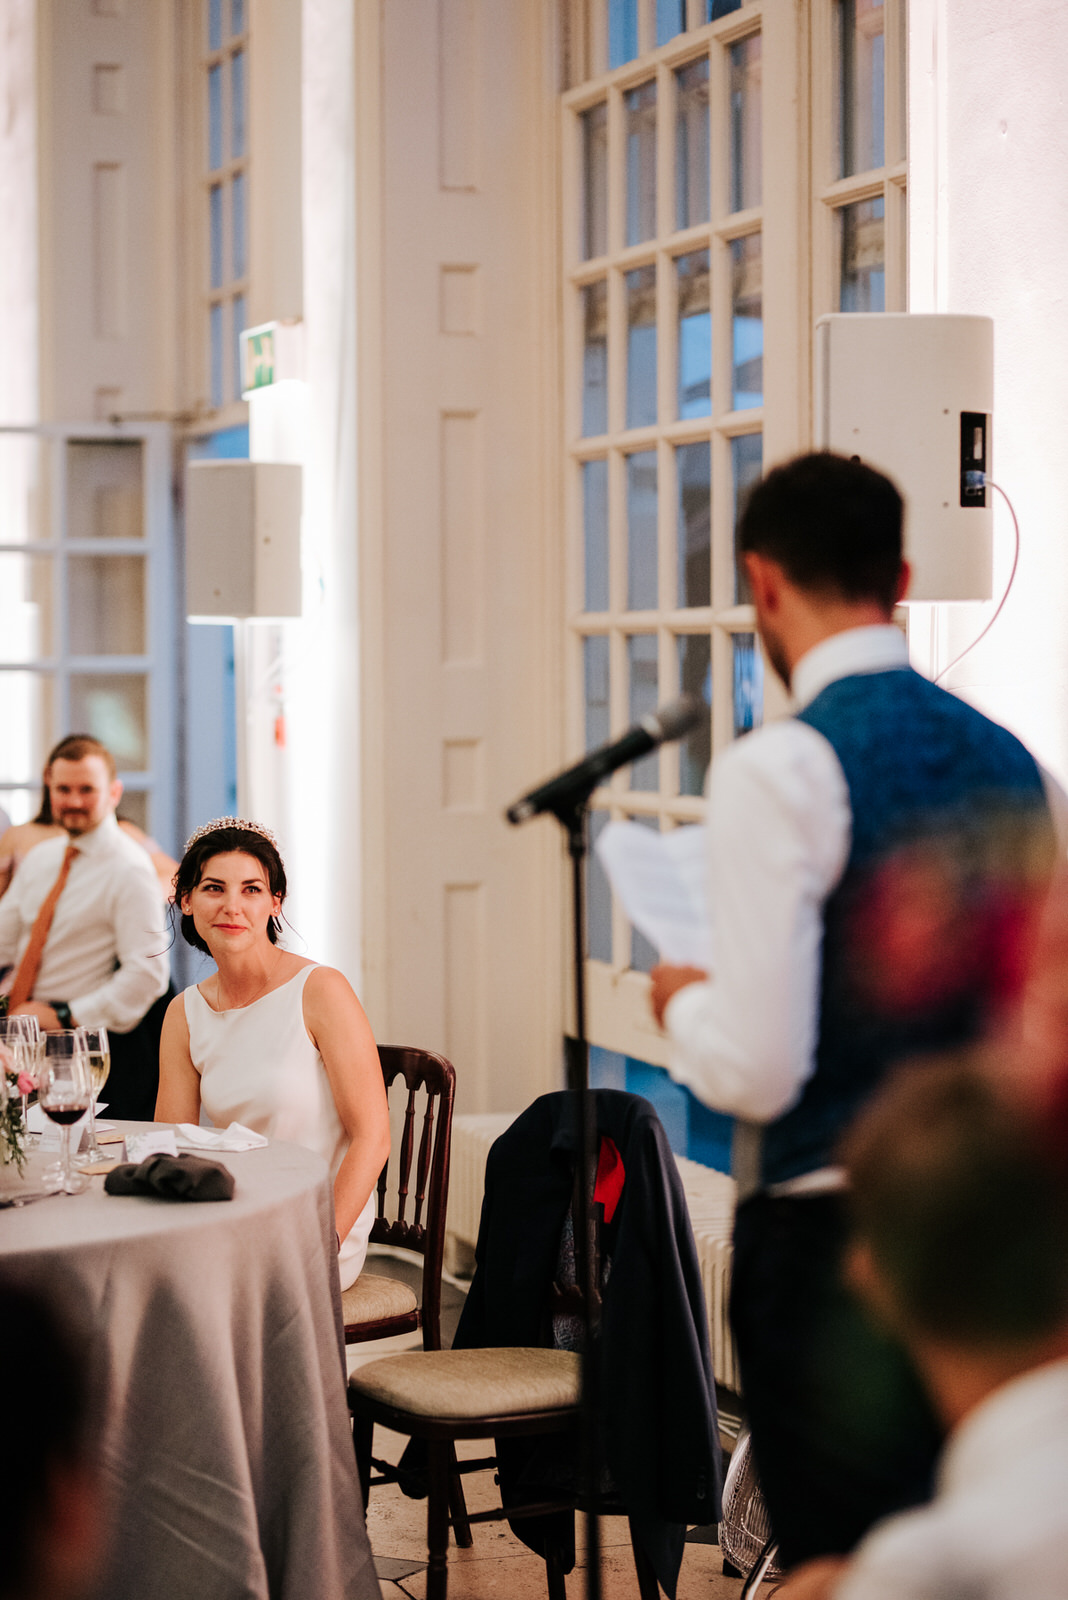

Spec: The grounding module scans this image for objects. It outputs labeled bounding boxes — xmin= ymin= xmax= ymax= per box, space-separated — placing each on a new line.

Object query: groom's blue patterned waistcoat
xmin=760 ymin=666 xmax=1050 ymax=1187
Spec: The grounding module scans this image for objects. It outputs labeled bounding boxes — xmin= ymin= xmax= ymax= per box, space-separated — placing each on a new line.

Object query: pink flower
xmin=16 ymin=1073 xmax=33 ymax=1096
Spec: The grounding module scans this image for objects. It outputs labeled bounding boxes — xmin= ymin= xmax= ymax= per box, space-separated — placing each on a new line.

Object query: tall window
xmin=565 ymin=5 xmax=766 ymax=989
xmin=561 ymin=0 xmax=904 ymax=1085
xmin=815 ymin=0 xmax=907 ymax=316
xmin=204 ymin=0 xmax=249 ymax=409
xmin=0 ymin=428 xmax=178 ymax=845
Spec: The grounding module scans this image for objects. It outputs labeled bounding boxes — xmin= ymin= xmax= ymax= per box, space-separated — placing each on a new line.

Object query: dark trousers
xmin=729 ymin=1190 xmax=943 ymax=1568
xmin=106 ymin=985 xmax=174 ymax=1121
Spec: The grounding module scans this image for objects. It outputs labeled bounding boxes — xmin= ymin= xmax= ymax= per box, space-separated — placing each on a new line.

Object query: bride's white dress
xmin=184 ymin=965 xmax=374 ymax=1288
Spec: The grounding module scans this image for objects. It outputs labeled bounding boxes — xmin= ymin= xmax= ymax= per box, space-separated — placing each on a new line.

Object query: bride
xmin=156 ymin=818 xmax=390 ymax=1288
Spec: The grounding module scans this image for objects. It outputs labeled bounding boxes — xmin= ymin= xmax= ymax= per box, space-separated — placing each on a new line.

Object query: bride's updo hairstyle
xmin=174 ymin=818 xmax=287 ymax=954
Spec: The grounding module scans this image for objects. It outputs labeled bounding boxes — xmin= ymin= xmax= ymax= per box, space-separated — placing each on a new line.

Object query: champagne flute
xmin=74 ymin=1026 xmax=110 ymax=1166
xmin=23 ymin=1017 xmax=43 ymax=1145
xmin=38 ymin=1033 xmax=91 ymax=1196
xmin=16 ymin=1016 xmax=41 ymax=1143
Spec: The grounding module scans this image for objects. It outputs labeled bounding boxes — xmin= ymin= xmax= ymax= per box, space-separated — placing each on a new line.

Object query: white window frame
xmin=177 ymin=0 xmax=251 ymax=427
xmin=0 ymin=422 xmax=179 ymax=849
xmin=561 ymin=1 xmax=807 ymax=1066
xmin=811 ymin=0 xmax=908 ymax=319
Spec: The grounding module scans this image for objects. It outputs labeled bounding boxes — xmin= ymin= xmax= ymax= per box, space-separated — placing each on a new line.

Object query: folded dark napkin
xmin=104 ymin=1152 xmax=235 ymax=1202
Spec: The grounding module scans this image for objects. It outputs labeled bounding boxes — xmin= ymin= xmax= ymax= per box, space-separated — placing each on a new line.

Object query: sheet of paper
xmin=27 ymin=1103 xmax=113 ymax=1151
xmin=595 ymin=821 xmax=714 ymax=968
xmin=26 ymin=1103 xmax=115 ymax=1156
xmin=27 ymin=1101 xmax=109 ymax=1134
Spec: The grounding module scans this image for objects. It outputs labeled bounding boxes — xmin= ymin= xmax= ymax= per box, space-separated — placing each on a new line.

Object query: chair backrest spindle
xmin=412 ymin=1098 xmax=436 ymax=1233
xmin=352 ymin=1047 xmax=455 ymax=1350
xmin=396 ymin=1085 xmax=416 ymax=1228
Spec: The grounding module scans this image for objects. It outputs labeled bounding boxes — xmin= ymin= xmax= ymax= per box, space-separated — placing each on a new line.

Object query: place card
xmin=125 ymin=1130 xmax=178 ymax=1163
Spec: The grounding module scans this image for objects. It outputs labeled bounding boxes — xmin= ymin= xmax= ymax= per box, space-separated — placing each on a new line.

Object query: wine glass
xmin=74 ymin=1026 xmax=110 ymax=1166
xmin=0 ymin=1016 xmax=38 ymax=1146
xmin=38 ymin=1033 xmax=91 ymax=1196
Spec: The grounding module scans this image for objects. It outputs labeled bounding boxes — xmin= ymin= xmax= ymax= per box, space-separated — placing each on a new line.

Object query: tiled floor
xmin=364 ymin=1429 xmax=750 ymax=1600
xmin=348 ymin=1253 xmax=771 ymax=1600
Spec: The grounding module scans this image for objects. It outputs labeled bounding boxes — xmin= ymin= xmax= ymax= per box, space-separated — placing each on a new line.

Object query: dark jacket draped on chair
xmin=453 ymin=1089 xmax=723 ymax=1599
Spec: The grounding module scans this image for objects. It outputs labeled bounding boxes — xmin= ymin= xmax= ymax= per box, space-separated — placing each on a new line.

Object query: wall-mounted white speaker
xmin=185 ymin=460 xmax=303 ymax=620
xmin=814 ymin=313 xmax=993 ymax=602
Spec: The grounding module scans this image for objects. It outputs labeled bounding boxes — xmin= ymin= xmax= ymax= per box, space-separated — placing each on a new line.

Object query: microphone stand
xmin=505 ymin=697 xmax=701 ymax=1600
xmin=522 ymin=789 xmax=603 ymax=1600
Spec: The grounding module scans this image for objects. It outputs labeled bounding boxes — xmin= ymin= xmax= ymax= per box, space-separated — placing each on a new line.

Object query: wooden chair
xmin=341 ymin=1046 xmax=455 ymax=1349
xmin=349 ymin=1345 xmax=595 ymax=1600
xmin=347 ymin=1098 xmax=679 ymax=1600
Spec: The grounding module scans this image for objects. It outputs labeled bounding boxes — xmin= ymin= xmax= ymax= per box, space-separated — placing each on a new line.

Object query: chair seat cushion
xmin=348 ymin=1346 xmax=581 ymax=1419
xmin=342 ymin=1272 xmax=419 ymax=1326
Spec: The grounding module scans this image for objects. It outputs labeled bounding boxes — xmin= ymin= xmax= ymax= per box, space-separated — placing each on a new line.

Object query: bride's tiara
xmin=184 ymin=816 xmax=280 ymax=852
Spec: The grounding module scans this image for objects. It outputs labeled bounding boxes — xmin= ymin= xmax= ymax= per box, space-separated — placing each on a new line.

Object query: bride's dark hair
xmin=174 ymin=824 xmax=287 ymax=954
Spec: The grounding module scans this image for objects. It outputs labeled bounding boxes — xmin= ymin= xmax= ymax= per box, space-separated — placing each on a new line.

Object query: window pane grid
xmin=819 ymin=0 xmax=906 ymax=316
xmin=202 ymin=12 xmax=250 ymax=413
xmin=568 ymin=15 xmax=769 ymax=974
xmin=565 ymin=15 xmax=777 ymax=972
xmin=0 ymin=431 xmax=164 ymax=820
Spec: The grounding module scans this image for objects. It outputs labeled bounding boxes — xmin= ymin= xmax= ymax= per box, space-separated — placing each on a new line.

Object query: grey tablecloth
xmin=0 ymin=1127 xmax=378 ymax=1600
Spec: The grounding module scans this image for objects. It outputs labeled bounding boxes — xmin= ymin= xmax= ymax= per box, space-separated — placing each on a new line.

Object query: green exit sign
xmin=243 ymin=327 xmax=275 ymax=391
xmin=239 ymin=320 xmax=304 ymax=398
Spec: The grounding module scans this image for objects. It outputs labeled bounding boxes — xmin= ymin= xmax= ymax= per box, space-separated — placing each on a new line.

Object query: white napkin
xmin=176 ymin=1121 xmax=269 ymax=1152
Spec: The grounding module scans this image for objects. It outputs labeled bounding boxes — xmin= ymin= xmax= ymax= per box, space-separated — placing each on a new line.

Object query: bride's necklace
xmin=216 ymin=949 xmax=285 ymax=1011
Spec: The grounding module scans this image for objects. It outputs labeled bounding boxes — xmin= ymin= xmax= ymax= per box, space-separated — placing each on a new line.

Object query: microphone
xmin=506 ymin=695 xmax=705 ymax=825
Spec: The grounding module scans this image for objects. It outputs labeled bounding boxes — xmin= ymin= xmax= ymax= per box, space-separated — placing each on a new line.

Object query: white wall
xmin=909 ymin=0 xmax=1068 ymax=784
xmin=38 ymin=0 xmax=176 ymax=420
xmin=0 ymin=0 xmax=37 ymax=426
xmin=289 ymin=0 xmax=564 ymax=1106
xmin=369 ymin=0 xmax=563 ymax=1107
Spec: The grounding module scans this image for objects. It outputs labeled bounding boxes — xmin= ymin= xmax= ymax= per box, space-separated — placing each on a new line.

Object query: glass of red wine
xmin=38 ymin=1032 xmax=91 ymax=1196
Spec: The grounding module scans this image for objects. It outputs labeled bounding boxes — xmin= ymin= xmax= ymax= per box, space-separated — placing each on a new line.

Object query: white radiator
xmin=447 ymin=1114 xmax=740 ymax=1393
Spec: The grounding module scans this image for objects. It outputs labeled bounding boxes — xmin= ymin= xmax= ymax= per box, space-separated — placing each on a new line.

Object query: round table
xmin=0 ymin=1126 xmax=379 ymax=1600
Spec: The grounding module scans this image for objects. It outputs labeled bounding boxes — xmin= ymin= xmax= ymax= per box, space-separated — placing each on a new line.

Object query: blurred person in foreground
xmin=0 ymin=736 xmax=170 ymax=1117
xmin=649 ymin=452 xmax=1059 ymax=1563
xmin=777 ymin=1058 xmax=1068 ymax=1600
xmin=0 ymin=1278 xmax=101 ymax=1600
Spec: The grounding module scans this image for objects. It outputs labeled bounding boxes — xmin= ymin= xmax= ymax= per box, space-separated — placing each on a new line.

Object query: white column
xmin=297 ymin=0 xmax=364 ymax=987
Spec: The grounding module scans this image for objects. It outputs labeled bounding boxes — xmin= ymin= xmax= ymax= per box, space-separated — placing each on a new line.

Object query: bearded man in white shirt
xmin=0 ymin=736 xmax=170 ymax=1119
xmin=776 ymin=1058 xmax=1068 ymax=1600
xmin=650 ymin=452 xmax=1056 ymax=1567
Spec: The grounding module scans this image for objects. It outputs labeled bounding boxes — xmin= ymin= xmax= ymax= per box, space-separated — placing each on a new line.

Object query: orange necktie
xmin=8 ymin=844 xmax=78 ymax=1008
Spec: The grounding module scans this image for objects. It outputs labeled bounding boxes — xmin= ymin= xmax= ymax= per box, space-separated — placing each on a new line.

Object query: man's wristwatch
xmin=51 ymin=1001 xmax=74 ymax=1029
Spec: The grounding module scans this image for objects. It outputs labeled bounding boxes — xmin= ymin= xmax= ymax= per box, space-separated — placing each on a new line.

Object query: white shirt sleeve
xmin=68 ymin=858 xmax=170 ymax=1032
xmin=832 ymin=1505 xmax=968 ymax=1600
xmin=0 ymin=877 xmax=24 ymax=969
xmin=663 ymin=719 xmax=851 ymax=1122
